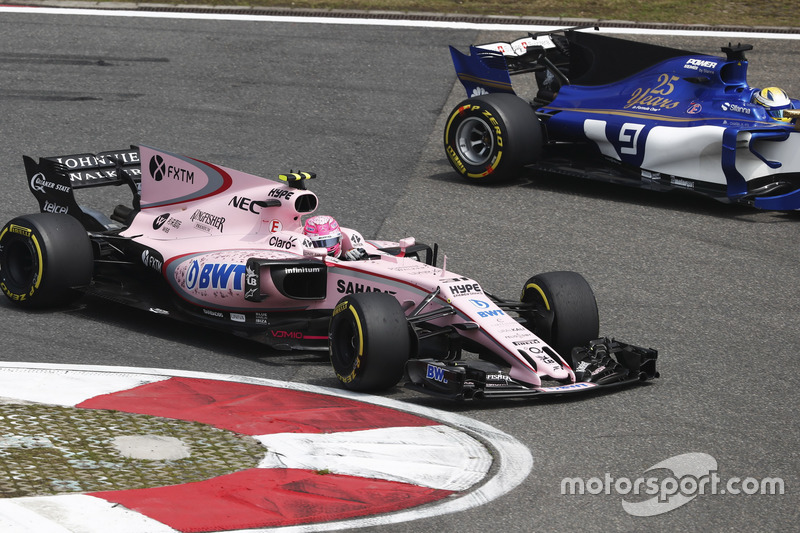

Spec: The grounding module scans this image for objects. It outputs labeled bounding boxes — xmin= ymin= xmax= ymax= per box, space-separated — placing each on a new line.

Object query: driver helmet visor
xmin=311 ymin=235 xmax=340 ymax=249
xmin=768 ymin=104 xmax=791 ymax=118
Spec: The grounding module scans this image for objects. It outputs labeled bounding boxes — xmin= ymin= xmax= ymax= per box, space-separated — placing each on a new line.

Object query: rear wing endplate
xmin=23 ymin=146 xmax=142 ymax=231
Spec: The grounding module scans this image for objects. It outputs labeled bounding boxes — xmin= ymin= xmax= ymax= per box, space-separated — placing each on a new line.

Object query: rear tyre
xmin=329 ymin=292 xmax=411 ymax=392
xmin=520 ymin=271 xmax=599 ymax=360
xmin=443 ymin=93 xmax=543 ymax=183
xmin=0 ymin=213 xmax=93 ymax=308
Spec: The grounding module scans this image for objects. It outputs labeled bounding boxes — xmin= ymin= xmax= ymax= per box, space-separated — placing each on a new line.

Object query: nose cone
xmin=509 ymin=359 xmax=573 ymax=386
xmin=542 ymin=364 xmax=572 ymax=381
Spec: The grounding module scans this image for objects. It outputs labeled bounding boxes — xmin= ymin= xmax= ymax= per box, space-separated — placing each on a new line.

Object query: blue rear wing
xmin=450 ymin=45 xmax=514 ymax=98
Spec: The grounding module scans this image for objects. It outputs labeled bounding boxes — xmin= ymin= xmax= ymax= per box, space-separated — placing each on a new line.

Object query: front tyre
xmin=443 ymin=93 xmax=543 ymax=183
xmin=520 ymin=271 xmax=599 ymax=359
xmin=0 ymin=213 xmax=93 ymax=308
xmin=329 ymin=292 xmax=411 ymax=392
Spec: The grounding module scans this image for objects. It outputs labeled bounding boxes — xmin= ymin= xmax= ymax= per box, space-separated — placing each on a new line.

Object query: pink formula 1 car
xmin=0 ymin=146 xmax=658 ymax=400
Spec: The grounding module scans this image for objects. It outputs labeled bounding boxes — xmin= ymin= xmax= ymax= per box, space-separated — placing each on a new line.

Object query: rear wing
xmin=449 ymin=29 xmax=577 ymax=99
xmin=23 ymin=146 xmax=141 ymax=231
xmin=472 ymin=34 xmax=559 ymax=62
xmin=450 ymin=26 xmax=711 ymax=100
xmin=45 ymin=147 xmax=141 ymax=189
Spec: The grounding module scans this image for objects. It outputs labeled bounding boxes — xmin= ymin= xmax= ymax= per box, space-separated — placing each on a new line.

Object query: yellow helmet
xmin=753 ymin=87 xmax=793 ymax=120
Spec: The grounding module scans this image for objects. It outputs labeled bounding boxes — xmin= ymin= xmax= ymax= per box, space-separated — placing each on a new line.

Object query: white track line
xmin=0 ymin=6 xmax=799 ymax=39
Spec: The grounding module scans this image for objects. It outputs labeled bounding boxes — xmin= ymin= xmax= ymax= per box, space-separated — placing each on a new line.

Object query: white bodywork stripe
xmin=642 ymin=125 xmax=728 ymax=184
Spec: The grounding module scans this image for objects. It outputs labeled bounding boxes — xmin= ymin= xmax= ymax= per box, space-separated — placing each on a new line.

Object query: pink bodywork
xmin=120 ymin=146 xmax=575 ymax=386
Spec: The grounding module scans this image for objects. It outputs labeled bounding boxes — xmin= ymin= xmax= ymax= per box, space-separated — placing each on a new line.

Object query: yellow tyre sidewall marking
xmin=0 ymin=226 xmax=43 ymax=301
xmin=523 ymin=283 xmax=550 ymax=311
xmin=444 ymin=104 xmax=504 ymax=179
xmin=334 ymin=305 xmax=364 ymax=384
xmin=349 ymin=305 xmax=364 ymax=357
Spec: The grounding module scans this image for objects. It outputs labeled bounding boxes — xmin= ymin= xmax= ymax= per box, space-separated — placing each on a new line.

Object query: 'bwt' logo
xmin=425 ymin=364 xmax=448 ymax=384
xmin=150 ymin=155 xmax=166 ymax=181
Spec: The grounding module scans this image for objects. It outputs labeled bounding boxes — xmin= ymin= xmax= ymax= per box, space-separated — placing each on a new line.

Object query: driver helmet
xmin=753 ymin=87 xmax=793 ymax=120
xmin=303 ymin=215 xmax=342 ymax=257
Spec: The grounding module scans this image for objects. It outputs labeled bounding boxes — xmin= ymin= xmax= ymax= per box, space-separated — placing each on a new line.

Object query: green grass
xmin=114 ymin=0 xmax=797 ymax=28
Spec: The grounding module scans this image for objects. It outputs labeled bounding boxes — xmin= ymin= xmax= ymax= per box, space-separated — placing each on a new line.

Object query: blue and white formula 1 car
xmin=444 ymin=27 xmax=800 ymax=210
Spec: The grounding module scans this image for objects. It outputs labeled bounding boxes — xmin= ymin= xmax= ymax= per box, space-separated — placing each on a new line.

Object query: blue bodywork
xmin=449 ymin=29 xmax=800 ymax=210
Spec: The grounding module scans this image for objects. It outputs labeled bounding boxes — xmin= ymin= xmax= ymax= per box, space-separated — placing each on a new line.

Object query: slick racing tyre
xmin=0 ymin=213 xmax=93 ymax=308
xmin=443 ymin=93 xmax=543 ymax=183
xmin=329 ymin=292 xmax=411 ymax=392
xmin=520 ymin=271 xmax=599 ymax=360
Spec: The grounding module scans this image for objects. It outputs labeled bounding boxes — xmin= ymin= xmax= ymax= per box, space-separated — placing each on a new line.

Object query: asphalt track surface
xmin=0 ymin=5 xmax=798 ymax=532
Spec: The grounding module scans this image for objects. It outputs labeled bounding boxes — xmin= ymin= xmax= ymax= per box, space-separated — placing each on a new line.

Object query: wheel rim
xmin=455 ymin=117 xmax=494 ymax=166
xmin=330 ymin=317 xmax=358 ymax=372
xmin=4 ymin=240 xmax=36 ymax=288
xmin=521 ymin=282 xmax=555 ymax=342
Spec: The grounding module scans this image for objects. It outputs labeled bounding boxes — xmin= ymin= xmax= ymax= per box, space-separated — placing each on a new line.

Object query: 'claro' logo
xmin=269 ymin=235 xmax=297 ymax=250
